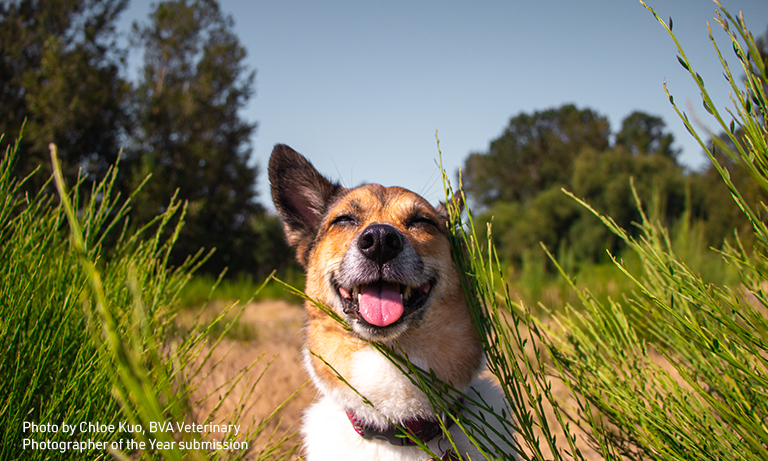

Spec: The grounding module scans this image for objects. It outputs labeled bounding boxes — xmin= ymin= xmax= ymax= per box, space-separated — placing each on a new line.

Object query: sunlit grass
xmin=178 ymin=270 xmax=305 ymax=311
xmin=0 ymin=133 xmax=298 ymax=460
xmin=438 ymin=1 xmax=768 ymax=459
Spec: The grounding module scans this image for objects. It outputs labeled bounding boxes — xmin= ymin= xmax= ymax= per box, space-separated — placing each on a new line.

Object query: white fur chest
xmin=301 ymin=345 xmax=517 ymax=461
xmin=304 ymin=345 xmax=438 ymax=428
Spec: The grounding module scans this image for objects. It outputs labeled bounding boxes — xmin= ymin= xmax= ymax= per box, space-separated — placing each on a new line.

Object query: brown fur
xmin=298 ymin=184 xmax=481 ymax=391
xmin=269 ymin=143 xmax=483 ymax=423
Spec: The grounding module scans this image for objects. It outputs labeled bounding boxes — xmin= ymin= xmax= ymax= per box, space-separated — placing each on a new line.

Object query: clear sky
xmin=117 ymin=0 xmax=768 ymax=211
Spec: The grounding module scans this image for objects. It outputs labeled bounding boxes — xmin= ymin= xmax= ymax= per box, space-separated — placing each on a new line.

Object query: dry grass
xmin=176 ymin=299 xmax=315 ymax=460
xmin=175 ymin=299 xmax=615 ymax=460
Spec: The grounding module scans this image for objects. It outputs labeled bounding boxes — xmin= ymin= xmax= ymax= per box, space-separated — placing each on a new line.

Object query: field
xmin=175 ymin=298 xmax=312 ymax=457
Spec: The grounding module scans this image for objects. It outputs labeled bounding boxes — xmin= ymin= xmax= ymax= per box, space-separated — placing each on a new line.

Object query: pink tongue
xmin=358 ymin=282 xmax=404 ymax=327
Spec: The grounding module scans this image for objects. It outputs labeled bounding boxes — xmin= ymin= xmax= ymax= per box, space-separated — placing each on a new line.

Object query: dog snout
xmin=357 ymin=224 xmax=404 ymax=264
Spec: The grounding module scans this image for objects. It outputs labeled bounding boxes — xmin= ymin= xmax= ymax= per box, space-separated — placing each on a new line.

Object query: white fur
xmin=302 ymin=346 xmax=517 ymax=460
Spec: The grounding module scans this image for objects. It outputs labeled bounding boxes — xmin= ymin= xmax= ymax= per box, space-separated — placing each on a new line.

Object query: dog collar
xmin=344 ymin=399 xmax=463 ymax=447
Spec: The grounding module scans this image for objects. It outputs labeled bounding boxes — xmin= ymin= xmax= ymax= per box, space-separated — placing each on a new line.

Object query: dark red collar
xmin=344 ymin=399 xmax=464 ymax=447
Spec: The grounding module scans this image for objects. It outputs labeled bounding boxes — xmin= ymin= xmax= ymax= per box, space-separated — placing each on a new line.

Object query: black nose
xmin=358 ymin=224 xmax=404 ymax=264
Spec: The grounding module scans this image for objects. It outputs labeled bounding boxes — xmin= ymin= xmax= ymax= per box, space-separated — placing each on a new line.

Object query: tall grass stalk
xmin=48 ymin=144 xmax=299 ymax=460
xmin=0 ymin=133 xmax=296 ymax=459
xmin=537 ymin=1 xmax=768 ymax=457
xmin=0 ymin=136 xmax=127 ymax=460
xmin=456 ymin=1 xmax=768 ymax=457
xmin=443 ymin=1 xmax=768 ymax=459
xmin=438 ymin=144 xmax=589 ymax=461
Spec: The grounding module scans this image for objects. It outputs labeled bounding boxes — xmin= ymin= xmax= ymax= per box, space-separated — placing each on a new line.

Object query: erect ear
xmin=268 ymin=144 xmax=345 ymax=265
xmin=436 ymin=192 xmax=465 ymax=222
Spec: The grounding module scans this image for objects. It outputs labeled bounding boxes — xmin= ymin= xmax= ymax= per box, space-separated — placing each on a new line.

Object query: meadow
xmin=2 ymin=1 xmax=767 ymax=460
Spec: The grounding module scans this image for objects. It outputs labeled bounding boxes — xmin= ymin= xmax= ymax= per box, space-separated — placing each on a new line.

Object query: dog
xmin=268 ymin=145 xmax=515 ymax=460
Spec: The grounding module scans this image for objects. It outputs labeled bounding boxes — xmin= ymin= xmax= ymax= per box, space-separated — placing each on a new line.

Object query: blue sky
xmin=118 ymin=0 xmax=768 ymax=210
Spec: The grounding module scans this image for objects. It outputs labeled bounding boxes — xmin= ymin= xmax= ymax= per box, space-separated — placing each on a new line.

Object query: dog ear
xmin=436 ymin=192 xmax=465 ymax=222
xmin=269 ymin=144 xmax=345 ymax=265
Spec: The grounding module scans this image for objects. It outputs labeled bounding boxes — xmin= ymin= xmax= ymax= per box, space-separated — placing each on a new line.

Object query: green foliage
xmin=438 ymin=2 xmax=768 ymax=460
xmin=478 ymin=140 xmax=690 ymax=270
xmin=571 ymin=145 xmax=687 ymax=256
xmin=482 ymin=187 xmax=581 ymax=265
xmin=688 ymin=136 xmax=768 ymax=251
xmin=0 ymin=134 xmax=122 ymax=459
xmin=426 ymin=144 xmax=586 ymax=460
xmin=616 ymin=111 xmax=680 ymax=158
xmin=0 ymin=0 xmax=131 ymax=193
xmin=178 ymin=269 xmax=305 ymax=310
xmin=0 ymin=0 xmax=296 ymax=279
xmin=464 ymin=104 xmax=611 ymax=207
xmin=129 ymin=0 xmax=270 ymax=276
xmin=471 ymin=100 xmax=768 ymax=275
xmin=501 ymin=219 xmax=736 ymax=318
xmin=549 ymin=185 xmax=768 ymax=460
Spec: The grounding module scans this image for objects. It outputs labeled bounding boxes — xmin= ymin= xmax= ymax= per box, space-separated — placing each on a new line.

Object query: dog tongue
xmin=359 ymin=282 xmax=404 ymax=327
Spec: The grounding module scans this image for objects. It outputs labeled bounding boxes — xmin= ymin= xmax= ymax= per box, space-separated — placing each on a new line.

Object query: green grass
xmin=537 ymin=2 xmax=768 ymax=457
xmin=439 ymin=1 xmax=768 ymax=459
xmin=0 ymin=135 xmax=297 ymax=460
xmin=0 ymin=136 xmax=124 ymax=460
xmin=505 ymin=216 xmax=739 ymax=317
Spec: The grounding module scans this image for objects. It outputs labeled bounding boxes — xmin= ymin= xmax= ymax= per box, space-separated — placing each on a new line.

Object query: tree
xmin=0 ymin=0 xmax=130 ymax=192
xmin=471 ymin=109 xmax=688 ymax=269
xmin=687 ymin=129 xmax=768 ymax=251
xmin=463 ymin=104 xmax=610 ymax=207
xmin=616 ymin=111 xmax=680 ymax=158
xmin=130 ymin=0 xmax=266 ymax=275
xmin=570 ymin=145 xmax=686 ymax=256
xmin=480 ymin=145 xmax=688 ymax=269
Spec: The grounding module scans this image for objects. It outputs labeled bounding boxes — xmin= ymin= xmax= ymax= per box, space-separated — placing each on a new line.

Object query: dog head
xmin=269 ymin=145 xmax=462 ymax=343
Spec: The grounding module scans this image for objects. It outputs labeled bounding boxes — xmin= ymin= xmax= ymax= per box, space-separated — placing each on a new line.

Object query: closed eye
xmin=330 ymin=214 xmax=358 ymax=226
xmin=406 ymin=215 xmax=437 ymax=229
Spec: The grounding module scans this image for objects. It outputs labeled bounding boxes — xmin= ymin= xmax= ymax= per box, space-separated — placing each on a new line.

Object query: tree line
xmin=0 ymin=0 xmax=293 ymax=276
xmin=462 ymin=25 xmax=768 ymax=274
xmin=463 ymin=103 xmax=767 ymax=273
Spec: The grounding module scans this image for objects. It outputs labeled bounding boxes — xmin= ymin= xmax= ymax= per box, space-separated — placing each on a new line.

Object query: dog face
xmin=269 ymin=145 xmax=459 ymax=343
